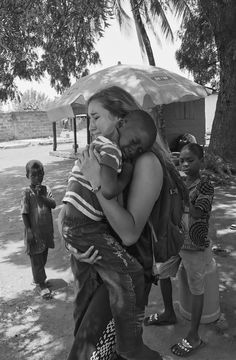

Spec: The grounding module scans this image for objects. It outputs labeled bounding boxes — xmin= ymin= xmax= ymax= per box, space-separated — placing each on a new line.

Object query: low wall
xmin=0 ymin=111 xmax=63 ymax=141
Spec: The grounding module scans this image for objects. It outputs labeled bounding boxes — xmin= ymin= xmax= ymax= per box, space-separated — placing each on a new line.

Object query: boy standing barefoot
xmin=21 ymin=160 xmax=56 ymax=299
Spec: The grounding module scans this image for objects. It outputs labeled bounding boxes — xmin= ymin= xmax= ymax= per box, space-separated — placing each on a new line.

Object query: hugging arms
xmin=59 ymin=85 xmax=166 ymax=360
xmin=64 ymin=144 xmax=164 ymax=360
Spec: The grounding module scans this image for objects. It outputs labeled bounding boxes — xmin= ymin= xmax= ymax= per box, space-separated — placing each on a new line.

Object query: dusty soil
xmin=0 ymin=143 xmax=236 ymax=360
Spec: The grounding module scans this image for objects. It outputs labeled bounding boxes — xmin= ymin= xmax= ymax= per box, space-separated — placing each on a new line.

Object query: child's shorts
xmin=154 ymin=246 xmax=213 ymax=296
xmin=154 ymin=255 xmax=181 ymax=280
xmin=180 ymin=246 xmax=213 ymax=295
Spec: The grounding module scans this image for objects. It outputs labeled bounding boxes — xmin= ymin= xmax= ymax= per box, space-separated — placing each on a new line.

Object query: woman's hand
xmin=67 ymin=244 xmax=102 ymax=263
xmin=76 ymin=144 xmax=101 ymax=189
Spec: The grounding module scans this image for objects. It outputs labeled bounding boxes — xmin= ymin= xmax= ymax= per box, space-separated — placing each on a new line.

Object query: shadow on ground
xmin=0 ymin=287 xmax=74 ymax=360
xmin=1 ymin=153 xmax=236 ymax=360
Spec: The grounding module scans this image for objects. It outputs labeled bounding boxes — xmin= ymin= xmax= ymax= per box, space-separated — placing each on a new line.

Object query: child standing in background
xmin=21 ymin=160 xmax=56 ymax=300
xmin=145 ymin=143 xmax=215 ymax=357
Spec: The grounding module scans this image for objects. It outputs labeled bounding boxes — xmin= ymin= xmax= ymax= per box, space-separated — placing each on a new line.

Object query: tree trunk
xmin=199 ymin=0 xmax=236 ymax=165
xmin=209 ymin=55 xmax=236 ymax=164
xmin=130 ymin=0 xmax=156 ymax=66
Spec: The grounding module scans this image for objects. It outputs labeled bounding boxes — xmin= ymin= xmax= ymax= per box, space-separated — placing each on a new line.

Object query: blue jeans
xmin=63 ymin=217 xmax=161 ymax=359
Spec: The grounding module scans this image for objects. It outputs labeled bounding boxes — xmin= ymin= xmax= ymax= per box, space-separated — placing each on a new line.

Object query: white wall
xmin=205 ymin=93 xmax=218 ymax=133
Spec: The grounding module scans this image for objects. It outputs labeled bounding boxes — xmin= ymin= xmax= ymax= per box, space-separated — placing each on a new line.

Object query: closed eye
xmin=130 ymin=138 xmax=140 ymax=146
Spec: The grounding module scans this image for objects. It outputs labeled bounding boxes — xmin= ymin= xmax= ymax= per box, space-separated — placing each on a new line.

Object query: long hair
xmin=87 ymin=86 xmax=141 ymax=118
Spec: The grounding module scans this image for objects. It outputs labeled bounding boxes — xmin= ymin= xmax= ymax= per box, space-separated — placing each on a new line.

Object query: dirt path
xmin=0 ymin=144 xmax=75 ymax=360
xmin=1 ymin=144 xmax=236 ymax=360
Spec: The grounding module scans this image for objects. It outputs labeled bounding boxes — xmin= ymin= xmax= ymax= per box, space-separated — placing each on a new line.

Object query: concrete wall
xmin=205 ymin=93 xmax=217 ymax=133
xmin=163 ymin=98 xmax=205 ymax=149
xmin=0 ymin=111 xmax=63 ymax=142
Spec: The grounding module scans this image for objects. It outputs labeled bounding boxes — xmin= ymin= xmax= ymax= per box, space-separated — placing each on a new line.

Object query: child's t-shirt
xmin=21 ymin=185 xmax=55 ymax=255
xmin=181 ymin=175 xmax=214 ymax=251
xmin=63 ymin=135 xmax=122 ymax=222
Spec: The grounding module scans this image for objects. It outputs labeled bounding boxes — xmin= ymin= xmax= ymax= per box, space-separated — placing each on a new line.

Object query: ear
xmin=117 ymin=117 xmax=128 ymax=128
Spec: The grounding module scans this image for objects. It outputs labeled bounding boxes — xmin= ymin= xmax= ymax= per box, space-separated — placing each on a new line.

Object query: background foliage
xmin=0 ymin=0 xmax=112 ymax=101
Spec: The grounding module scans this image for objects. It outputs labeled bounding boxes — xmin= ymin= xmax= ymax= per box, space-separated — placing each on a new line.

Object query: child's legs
xmin=98 ymin=265 xmax=145 ymax=357
xmin=180 ymin=249 xmax=210 ymax=340
xmin=189 ymin=293 xmax=204 ymax=339
xmin=67 ymin=283 xmax=115 ymax=360
xmin=62 ymin=220 xmax=108 ymax=335
xmin=30 ymin=248 xmax=48 ymax=286
xmin=42 ymin=248 xmax=48 ymax=267
xmin=158 ymin=255 xmax=181 ymax=316
xmin=70 ymin=254 xmax=101 ymax=337
xmin=62 ymin=224 xmax=160 ymax=357
xmin=77 ymin=233 xmax=147 ymax=357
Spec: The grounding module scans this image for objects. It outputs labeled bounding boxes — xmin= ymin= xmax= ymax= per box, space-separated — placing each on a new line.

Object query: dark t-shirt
xmin=21 ymin=185 xmax=55 ymax=255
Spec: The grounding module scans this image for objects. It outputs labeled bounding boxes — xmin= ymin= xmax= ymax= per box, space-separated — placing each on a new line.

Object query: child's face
xmin=28 ymin=168 xmax=44 ymax=186
xmin=118 ymin=125 xmax=151 ymax=160
xmin=87 ymin=100 xmax=118 ymax=139
xmin=179 ymin=148 xmax=202 ymax=177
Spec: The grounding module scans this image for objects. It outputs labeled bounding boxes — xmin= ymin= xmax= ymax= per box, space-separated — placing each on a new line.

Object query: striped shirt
xmin=63 ymin=136 xmax=122 ymax=222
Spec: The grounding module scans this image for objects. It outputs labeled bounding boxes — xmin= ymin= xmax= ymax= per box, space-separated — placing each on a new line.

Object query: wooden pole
xmin=87 ymin=116 xmax=90 ymax=144
xmin=52 ymin=122 xmax=57 ymax=151
xmin=73 ymin=116 xmax=78 ymax=154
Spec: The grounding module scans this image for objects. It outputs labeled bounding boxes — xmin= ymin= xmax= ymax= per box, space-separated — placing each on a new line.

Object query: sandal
xmin=45 ymin=280 xmax=52 ymax=288
xmin=40 ymin=287 xmax=52 ymax=300
xmin=171 ymin=338 xmax=205 ymax=357
xmin=212 ymin=245 xmax=230 ymax=256
xmin=144 ymin=313 xmax=177 ymax=326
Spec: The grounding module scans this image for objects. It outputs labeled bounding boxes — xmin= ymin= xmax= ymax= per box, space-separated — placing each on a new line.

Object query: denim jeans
xmin=62 ymin=217 xmax=156 ymax=359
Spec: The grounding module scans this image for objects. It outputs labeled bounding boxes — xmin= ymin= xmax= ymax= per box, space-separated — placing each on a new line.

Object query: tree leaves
xmin=0 ymin=0 xmax=112 ymax=101
xmin=175 ymin=3 xmax=220 ymax=89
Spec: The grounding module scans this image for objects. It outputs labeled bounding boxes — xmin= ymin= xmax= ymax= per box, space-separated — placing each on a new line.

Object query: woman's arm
xmin=80 ymin=149 xmax=163 ymax=246
xmin=97 ymin=152 xmax=163 ymax=245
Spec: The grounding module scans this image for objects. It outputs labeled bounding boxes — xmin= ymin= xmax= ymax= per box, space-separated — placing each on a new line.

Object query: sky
xmin=16 ymin=8 xmax=190 ymax=100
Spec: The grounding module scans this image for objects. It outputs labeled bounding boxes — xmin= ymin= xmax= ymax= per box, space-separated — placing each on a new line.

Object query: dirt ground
xmin=0 ymin=143 xmax=236 ymax=360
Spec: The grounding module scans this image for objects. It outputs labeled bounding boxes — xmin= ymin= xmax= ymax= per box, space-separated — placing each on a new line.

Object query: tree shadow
xmin=207 ymin=183 xmax=236 ymax=335
xmin=0 ymin=286 xmax=75 ymax=360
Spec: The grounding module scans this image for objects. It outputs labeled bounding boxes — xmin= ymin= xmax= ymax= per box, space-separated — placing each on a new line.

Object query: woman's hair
xmin=181 ymin=143 xmax=204 ymax=160
xmin=26 ymin=160 xmax=44 ymax=177
xmin=87 ymin=86 xmax=141 ymax=118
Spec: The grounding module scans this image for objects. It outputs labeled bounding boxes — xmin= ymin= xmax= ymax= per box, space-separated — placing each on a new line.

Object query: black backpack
xmin=148 ymin=145 xmax=188 ymax=264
